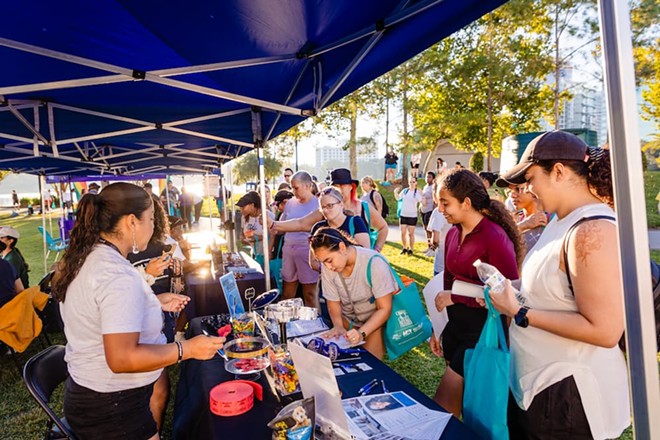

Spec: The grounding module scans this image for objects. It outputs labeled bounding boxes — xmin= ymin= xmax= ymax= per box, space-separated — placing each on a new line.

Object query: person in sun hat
xmin=488 ymin=130 xmax=630 ymax=439
xmin=0 ymin=226 xmax=29 ymax=288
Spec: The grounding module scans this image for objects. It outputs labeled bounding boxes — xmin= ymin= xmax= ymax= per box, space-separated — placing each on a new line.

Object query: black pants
xmin=508 ymin=376 xmax=592 ymax=440
xmin=194 ymin=201 xmax=203 ymax=223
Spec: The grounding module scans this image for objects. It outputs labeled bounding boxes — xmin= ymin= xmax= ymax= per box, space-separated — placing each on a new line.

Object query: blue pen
xmin=381 ymin=380 xmax=388 ymax=393
xmin=358 ymin=378 xmax=379 ymax=396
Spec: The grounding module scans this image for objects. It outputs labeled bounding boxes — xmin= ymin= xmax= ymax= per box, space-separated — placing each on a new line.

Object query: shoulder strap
xmin=369 ymin=189 xmax=376 ymax=206
xmin=349 ymin=216 xmax=355 ymax=236
xmin=361 ymin=200 xmax=372 ymax=229
xmin=564 ymin=215 xmax=615 ymax=295
xmin=366 ymin=254 xmax=404 ymax=291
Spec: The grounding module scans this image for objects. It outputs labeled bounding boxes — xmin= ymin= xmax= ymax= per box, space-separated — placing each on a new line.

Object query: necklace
xmin=98 ymin=238 xmax=122 ymax=255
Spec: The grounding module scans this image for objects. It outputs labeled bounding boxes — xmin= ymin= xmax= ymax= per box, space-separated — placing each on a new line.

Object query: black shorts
xmin=508 ymin=376 xmax=592 ymax=439
xmin=442 ymin=303 xmax=507 ymax=377
xmin=399 ymin=216 xmax=418 ymax=226
xmin=421 ymin=211 xmax=433 ymax=228
xmin=64 ymin=377 xmax=158 ymax=440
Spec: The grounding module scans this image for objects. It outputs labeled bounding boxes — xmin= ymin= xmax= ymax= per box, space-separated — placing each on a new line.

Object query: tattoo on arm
xmin=574 ymin=222 xmax=603 ymax=266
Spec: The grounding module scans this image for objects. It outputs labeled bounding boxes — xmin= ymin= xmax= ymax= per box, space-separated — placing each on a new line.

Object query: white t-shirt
xmin=398 ymin=188 xmax=422 ymax=218
xmin=421 ymin=184 xmax=435 ymax=214
xmin=426 ymin=209 xmax=451 ymax=274
xmin=242 ymin=211 xmax=276 ymax=255
xmin=322 ymin=247 xmax=398 ymax=325
xmin=61 ymin=245 xmax=166 ymax=393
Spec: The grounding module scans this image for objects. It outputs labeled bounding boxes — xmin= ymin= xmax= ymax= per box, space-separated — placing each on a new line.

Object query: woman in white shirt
xmin=53 ymin=183 xmax=225 ymax=440
xmin=488 ymin=131 xmax=630 ymax=439
xmin=394 ymin=177 xmax=422 ymax=255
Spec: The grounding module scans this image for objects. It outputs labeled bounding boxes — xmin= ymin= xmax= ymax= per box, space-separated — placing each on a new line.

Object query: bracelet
xmin=175 ymin=341 xmax=183 ymax=364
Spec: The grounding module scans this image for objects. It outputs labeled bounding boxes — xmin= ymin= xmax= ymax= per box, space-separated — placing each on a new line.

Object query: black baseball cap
xmin=236 ymin=191 xmax=261 ymax=207
xmin=500 ymin=131 xmax=589 ymax=185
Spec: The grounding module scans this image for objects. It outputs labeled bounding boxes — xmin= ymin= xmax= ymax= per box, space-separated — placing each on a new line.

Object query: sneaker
xmin=406 ymin=249 xmax=413 ymax=255
xmin=400 ymin=248 xmax=408 ymax=255
xmin=424 ymin=248 xmax=435 ymax=257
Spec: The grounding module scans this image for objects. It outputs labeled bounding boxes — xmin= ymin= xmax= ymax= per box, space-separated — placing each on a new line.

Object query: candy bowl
xmin=223 ymin=337 xmax=271 ymax=376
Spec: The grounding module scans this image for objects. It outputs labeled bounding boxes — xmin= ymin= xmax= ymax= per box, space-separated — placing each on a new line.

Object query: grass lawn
xmin=0 ymin=212 xmax=639 ymax=439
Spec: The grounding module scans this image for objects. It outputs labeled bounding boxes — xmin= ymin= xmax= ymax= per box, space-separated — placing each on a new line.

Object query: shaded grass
xmin=645 ymin=171 xmax=660 ymax=229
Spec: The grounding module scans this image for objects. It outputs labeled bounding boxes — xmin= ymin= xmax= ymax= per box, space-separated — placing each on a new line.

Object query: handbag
xmin=366 ymin=254 xmax=433 ymax=360
xmin=462 ymin=287 xmax=510 ymax=440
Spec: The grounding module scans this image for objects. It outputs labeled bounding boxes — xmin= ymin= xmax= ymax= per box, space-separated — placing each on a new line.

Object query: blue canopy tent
xmin=1 ymin=1 xmax=658 ymax=436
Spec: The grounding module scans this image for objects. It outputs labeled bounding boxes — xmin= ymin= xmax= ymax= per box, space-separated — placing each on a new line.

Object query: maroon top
xmin=444 ymin=216 xmax=519 ymax=307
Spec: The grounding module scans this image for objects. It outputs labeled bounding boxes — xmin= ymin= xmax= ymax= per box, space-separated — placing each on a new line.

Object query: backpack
xmin=564 ymin=215 xmax=660 ymax=352
xmin=370 ymin=190 xmax=389 ymax=218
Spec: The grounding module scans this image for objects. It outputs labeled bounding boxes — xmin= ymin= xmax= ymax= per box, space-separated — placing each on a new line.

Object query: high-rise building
xmin=315 ymin=145 xmax=380 ymax=168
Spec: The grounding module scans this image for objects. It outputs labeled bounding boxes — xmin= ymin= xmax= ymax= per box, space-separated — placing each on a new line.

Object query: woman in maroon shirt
xmin=430 ymin=169 xmax=523 ymax=418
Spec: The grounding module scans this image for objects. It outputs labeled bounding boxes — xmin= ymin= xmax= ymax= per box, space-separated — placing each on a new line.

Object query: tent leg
xmin=598 ymin=0 xmax=660 ymax=437
xmin=39 ymin=175 xmax=48 ymax=275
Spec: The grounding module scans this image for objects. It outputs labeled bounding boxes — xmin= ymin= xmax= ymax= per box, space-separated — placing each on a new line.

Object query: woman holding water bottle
xmin=430 ymin=169 xmax=523 ymax=418
xmin=488 ymin=131 xmax=629 ymax=439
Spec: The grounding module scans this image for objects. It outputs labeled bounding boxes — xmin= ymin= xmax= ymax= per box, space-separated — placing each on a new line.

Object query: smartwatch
xmin=514 ymin=306 xmax=530 ymax=328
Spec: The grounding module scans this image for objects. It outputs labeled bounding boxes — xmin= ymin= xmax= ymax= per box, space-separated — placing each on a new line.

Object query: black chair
xmin=23 ymin=345 xmax=77 ymax=440
xmin=36 ymin=271 xmax=65 ymax=346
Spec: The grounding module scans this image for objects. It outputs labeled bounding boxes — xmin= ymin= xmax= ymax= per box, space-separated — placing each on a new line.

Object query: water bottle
xmin=473 ymin=259 xmax=526 ymax=305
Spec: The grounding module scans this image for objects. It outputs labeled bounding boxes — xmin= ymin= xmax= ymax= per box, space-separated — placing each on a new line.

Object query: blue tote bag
xmin=463 ymin=287 xmax=510 ymax=440
xmin=366 ymin=255 xmax=433 ymax=360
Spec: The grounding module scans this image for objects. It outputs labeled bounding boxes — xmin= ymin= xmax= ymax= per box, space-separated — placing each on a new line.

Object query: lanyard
xmin=98 ymin=238 xmax=122 ymax=255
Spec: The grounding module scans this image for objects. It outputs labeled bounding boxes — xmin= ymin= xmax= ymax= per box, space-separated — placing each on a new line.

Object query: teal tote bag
xmin=463 ymin=287 xmax=510 ymax=440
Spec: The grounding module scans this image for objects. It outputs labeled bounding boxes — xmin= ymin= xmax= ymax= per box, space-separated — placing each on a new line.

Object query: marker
xmin=358 ymin=378 xmax=379 ymax=396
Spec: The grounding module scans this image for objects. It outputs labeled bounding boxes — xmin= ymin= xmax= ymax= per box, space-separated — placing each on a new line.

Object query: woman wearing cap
xmin=309 ymin=227 xmax=395 ymax=359
xmin=0 ymin=226 xmax=29 ymax=288
xmin=488 ymin=131 xmax=630 ymax=439
xmin=236 ymin=191 xmax=276 ymax=267
xmin=429 ymin=168 xmax=521 ymax=418
xmin=52 ymin=182 xmax=225 ymax=440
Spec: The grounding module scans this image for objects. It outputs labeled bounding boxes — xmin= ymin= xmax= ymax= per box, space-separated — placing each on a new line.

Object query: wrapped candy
xmin=268 ymin=344 xmax=300 ymax=396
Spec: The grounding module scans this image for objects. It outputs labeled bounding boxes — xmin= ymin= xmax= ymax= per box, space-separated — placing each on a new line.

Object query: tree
xmin=408 ymin=0 xmax=554 ymax=169
xmin=640 ymin=38 xmax=660 ymax=132
xmin=233 ymin=150 xmax=283 ymax=184
xmin=0 ymin=171 xmax=10 ymax=183
xmin=269 ymin=119 xmax=317 ymax=171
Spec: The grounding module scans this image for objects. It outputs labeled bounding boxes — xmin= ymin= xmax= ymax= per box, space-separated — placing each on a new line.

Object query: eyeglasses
xmin=321 ymin=201 xmax=341 ymax=211
xmin=284 ymin=174 xmax=293 ymax=178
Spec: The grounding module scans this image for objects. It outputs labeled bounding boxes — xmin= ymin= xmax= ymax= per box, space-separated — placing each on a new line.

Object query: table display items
xmin=223 ymin=336 xmax=271 ymax=376
xmin=268 ymin=344 xmax=301 ymax=396
xmin=209 ymin=380 xmax=263 ymax=417
xmin=268 ymin=397 xmax=316 ymax=440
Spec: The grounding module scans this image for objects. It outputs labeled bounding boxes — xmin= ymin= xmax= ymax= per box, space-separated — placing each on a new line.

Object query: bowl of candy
xmin=268 ymin=344 xmax=300 ymax=396
xmin=223 ymin=337 xmax=271 ymax=375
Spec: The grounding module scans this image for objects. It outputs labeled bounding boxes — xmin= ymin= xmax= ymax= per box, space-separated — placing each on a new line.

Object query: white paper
xmin=342 ymin=391 xmax=452 ymax=440
xmin=289 ymin=341 xmax=352 ymax=439
xmin=286 ymin=318 xmax=329 ymax=338
xmin=451 ymin=279 xmax=485 ymax=299
xmin=421 ymin=272 xmax=449 ymax=336
xmin=295 ymin=331 xmax=362 ymax=350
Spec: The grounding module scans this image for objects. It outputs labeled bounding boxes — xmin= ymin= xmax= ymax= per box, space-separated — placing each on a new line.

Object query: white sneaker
xmin=424 ymin=249 xmax=435 ymax=257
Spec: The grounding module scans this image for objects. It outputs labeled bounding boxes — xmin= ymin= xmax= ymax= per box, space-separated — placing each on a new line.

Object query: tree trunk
xmin=486 ymin=13 xmax=494 ymax=172
xmin=401 ymin=73 xmax=409 ymax=188
xmin=384 ymin=92 xmax=390 ymax=181
xmin=349 ymin=100 xmax=358 ymax=177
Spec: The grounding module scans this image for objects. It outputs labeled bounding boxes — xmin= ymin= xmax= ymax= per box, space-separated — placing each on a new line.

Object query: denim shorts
xmin=64 ymin=377 xmax=157 ymax=440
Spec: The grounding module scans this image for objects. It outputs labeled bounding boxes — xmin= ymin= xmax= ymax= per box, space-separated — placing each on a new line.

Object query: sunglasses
xmin=308 ymin=232 xmax=342 ymax=247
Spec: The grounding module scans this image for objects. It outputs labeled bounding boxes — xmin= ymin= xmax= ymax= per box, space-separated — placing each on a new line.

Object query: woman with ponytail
xmin=489 ymin=131 xmax=630 ymax=439
xmin=429 ymin=168 xmax=522 ymax=418
xmin=309 ymin=227 xmax=396 ymax=359
xmin=52 ymin=183 xmax=225 ymax=440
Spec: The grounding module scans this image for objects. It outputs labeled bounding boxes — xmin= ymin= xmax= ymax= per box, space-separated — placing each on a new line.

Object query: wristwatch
xmin=514 ymin=306 xmax=530 ymax=328
xmin=360 ymin=330 xmax=367 ymax=340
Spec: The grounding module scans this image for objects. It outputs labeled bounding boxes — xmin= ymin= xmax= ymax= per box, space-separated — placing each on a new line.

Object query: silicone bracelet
xmin=175 ymin=341 xmax=183 ymax=364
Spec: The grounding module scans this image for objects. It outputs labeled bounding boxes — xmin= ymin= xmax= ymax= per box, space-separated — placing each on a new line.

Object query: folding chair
xmin=37 ymin=227 xmax=68 ymax=262
xmin=23 ymin=345 xmax=77 ymax=439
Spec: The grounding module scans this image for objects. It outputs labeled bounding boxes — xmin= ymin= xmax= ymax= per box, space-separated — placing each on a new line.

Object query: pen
xmin=358 ymin=378 xmax=379 ymax=396
xmin=381 ymin=380 xmax=388 ymax=393
xmin=202 ymin=329 xmax=229 ymax=361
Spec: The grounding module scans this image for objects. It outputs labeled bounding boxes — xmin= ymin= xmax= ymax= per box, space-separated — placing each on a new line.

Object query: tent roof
xmin=0 ymin=0 xmax=506 ymax=175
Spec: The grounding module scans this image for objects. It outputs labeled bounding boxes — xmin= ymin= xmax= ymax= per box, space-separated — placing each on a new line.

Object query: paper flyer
xmin=421 ymin=272 xmax=449 ymax=337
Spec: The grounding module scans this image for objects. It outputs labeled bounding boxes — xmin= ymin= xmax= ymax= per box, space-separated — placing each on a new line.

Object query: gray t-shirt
xmin=322 ymin=247 xmax=398 ymax=325
xmin=61 ymin=245 xmax=166 ymax=393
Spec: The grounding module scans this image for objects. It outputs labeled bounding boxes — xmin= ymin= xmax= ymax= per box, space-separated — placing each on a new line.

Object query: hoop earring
xmin=132 ymin=230 xmax=139 ymax=254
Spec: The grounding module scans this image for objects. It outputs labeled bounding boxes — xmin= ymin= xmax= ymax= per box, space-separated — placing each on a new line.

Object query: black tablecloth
xmin=185 ymin=254 xmax=276 ymax=319
xmin=172 ymin=317 xmax=479 ymax=439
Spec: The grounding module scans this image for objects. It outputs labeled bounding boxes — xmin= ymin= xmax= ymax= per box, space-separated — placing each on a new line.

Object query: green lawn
xmin=645 ymin=171 xmax=660 ymax=228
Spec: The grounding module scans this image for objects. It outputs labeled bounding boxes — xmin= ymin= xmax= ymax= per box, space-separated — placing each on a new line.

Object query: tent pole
xmin=205 ymin=172 xmax=213 ymax=230
xmin=165 ymin=176 xmax=171 ymax=216
xmin=598 ymin=0 xmax=660 ymax=437
xmin=39 ymin=175 xmax=47 ymax=275
xmin=228 ymin=161 xmax=237 ymax=253
xmin=252 ymin=108 xmax=271 ymax=291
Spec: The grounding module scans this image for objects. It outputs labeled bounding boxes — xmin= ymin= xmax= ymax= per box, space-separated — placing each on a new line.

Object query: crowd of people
xmin=0 ymin=130 xmax=631 ymax=439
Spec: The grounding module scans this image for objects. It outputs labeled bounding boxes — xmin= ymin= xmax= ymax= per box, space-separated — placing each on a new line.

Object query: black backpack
xmin=564 ymin=215 xmax=660 ymax=352
xmin=370 ymin=190 xmax=389 ymax=219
